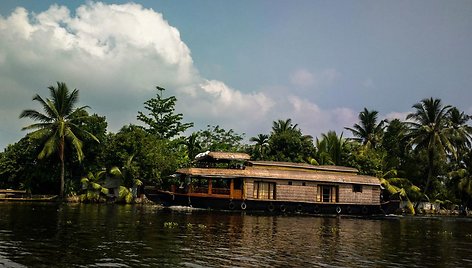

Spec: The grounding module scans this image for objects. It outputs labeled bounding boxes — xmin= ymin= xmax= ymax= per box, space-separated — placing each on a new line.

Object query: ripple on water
xmin=1 ymin=203 xmax=472 ymax=267
xmin=93 ymin=258 xmax=131 ymax=268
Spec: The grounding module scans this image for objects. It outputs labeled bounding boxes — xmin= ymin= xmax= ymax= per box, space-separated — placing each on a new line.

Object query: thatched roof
xmin=247 ymin=161 xmax=358 ymax=174
xmin=195 ymin=151 xmax=251 ymax=162
xmin=185 ymin=152 xmax=378 ymax=186
xmin=176 ymin=166 xmax=380 ymax=186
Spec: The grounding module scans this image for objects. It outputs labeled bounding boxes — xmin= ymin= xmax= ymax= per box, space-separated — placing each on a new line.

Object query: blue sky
xmin=1 ymin=1 xmax=471 ymax=150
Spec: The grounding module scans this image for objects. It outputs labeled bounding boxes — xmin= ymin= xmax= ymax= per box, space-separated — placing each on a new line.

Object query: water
xmin=0 ymin=203 xmax=472 ymax=267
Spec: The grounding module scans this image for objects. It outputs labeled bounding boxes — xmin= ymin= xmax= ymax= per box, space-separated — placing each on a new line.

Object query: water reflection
xmin=0 ymin=203 xmax=472 ymax=267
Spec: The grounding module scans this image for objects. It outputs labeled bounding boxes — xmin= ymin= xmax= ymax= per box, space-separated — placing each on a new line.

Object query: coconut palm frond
xmin=20 ymin=82 xmax=98 ymax=198
xmin=109 ymin=166 xmax=123 ymax=177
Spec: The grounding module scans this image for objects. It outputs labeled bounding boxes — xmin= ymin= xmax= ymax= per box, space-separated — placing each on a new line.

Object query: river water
xmin=0 ymin=203 xmax=471 ymax=267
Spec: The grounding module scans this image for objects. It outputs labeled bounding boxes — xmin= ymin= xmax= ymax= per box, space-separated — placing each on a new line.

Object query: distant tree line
xmin=1 ymin=82 xmax=471 ymax=210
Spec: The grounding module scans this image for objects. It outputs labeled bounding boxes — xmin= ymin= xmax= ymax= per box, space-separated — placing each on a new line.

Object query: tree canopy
xmin=4 ymin=83 xmax=472 ymax=210
xmin=137 ymin=86 xmax=193 ymax=139
xmin=19 ymin=82 xmax=99 ymax=198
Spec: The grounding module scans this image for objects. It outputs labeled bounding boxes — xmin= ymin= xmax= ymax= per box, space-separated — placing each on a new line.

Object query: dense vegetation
xmin=1 ymin=82 xmax=471 ymax=210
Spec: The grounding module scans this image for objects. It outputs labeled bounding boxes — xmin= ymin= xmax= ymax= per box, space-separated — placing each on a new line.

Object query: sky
xmin=1 ymin=0 xmax=471 ymax=150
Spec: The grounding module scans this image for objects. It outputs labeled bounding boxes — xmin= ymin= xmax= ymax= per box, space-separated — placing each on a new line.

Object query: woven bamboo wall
xmin=338 ymin=184 xmax=379 ymax=204
xmin=244 ymin=178 xmax=380 ymax=204
xmin=244 ymin=180 xmax=253 ymax=199
xmin=276 ymin=183 xmax=317 ymax=202
xmin=371 ymin=186 xmax=380 ymax=204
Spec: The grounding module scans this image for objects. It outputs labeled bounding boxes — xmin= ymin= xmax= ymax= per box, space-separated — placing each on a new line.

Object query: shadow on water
xmin=1 ymin=203 xmax=472 ymax=267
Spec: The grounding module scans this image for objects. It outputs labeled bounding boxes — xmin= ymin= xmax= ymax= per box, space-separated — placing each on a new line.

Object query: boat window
xmin=302 ymin=182 xmax=306 ymax=186
xmin=353 ymin=184 xmax=363 ymax=193
xmin=317 ymin=185 xmax=338 ymax=203
xmin=288 ymin=181 xmax=292 ymax=185
xmin=212 ymin=178 xmax=230 ymax=195
xmin=234 ymin=178 xmax=242 ymax=190
xmin=192 ymin=178 xmax=209 ymax=194
xmin=253 ymin=181 xmax=276 ymax=200
xmin=213 ymin=178 xmax=230 ymax=188
xmin=322 ymin=186 xmax=331 ymax=202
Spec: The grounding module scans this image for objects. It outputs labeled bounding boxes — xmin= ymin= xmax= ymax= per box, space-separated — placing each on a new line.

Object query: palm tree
xmin=448 ymin=107 xmax=472 ymax=159
xmin=184 ymin=132 xmax=202 ymax=160
xmin=382 ymin=119 xmax=410 ymax=171
xmin=380 ymin=177 xmax=422 ymax=214
xmin=109 ymin=158 xmax=143 ymax=203
xmin=20 ymin=82 xmax=98 ymax=198
xmin=80 ymin=169 xmax=108 ymax=202
xmin=315 ymin=131 xmax=345 ymax=166
xmin=272 ymin=119 xmax=297 ymax=134
xmin=268 ymin=118 xmax=315 ymax=162
xmin=250 ymin=134 xmax=269 ymax=160
xmin=345 ymin=108 xmax=386 ymax=148
xmin=406 ymin=97 xmax=454 ymax=197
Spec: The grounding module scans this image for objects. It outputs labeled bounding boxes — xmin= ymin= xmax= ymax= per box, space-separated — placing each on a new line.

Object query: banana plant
xmin=380 ymin=177 xmax=422 ymax=214
xmin=109 ymin=156 xmax=143 ymax=203
xmin=80 ymin=170 xmax=108 ymax=202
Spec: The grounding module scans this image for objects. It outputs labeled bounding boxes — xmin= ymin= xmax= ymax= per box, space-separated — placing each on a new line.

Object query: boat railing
xmin=211 ymin=188 xmax=230 ymax=195
xmin=190 ymin=187 xmax=230 ymax=195
xmin=193 ymin=187 xmax=208 ymax=194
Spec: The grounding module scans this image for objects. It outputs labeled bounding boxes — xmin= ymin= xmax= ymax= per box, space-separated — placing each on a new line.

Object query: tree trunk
xmin=59 ymin=137 xmax=65 ymax=199
xmin=424 ymin=148 xmax=434 ymax=198
xmin=415 ymin=148 xmax=434 ymax=210
xmin=60 ymin=157 xmax=65 ymax=199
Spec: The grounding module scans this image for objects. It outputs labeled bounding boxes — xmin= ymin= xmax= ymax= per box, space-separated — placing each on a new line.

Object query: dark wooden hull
xmin=145 ymin=190 xmax=384 ymax=216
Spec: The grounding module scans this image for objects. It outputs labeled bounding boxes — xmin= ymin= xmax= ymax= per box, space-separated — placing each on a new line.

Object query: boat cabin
xmin=155 ymin=151 xmax=382 ymax=214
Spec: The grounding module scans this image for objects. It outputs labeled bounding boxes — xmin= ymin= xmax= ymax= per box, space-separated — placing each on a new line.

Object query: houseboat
xmin=145 ymin=151 xmax=383 ymax=215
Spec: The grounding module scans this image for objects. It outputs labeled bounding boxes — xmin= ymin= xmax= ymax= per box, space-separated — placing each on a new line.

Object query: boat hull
xmin=146 ymin=190 xmax=383 ymax=215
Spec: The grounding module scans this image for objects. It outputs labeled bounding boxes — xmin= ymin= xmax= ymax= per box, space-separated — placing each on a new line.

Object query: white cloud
xmin=0 ymin=3 xmax=202 ymax=147
xmin=285 ymin=96 xmax=357 ymax=137
xmin=290 ymin=69 xmax=315 ymax=88
xmin=178 ymin=80 xmax=275 ymax=135
xmin=362 ymin=78 xmax=375 ymax=88
xmin=198 ymin=80 xmax=274 ymax=116
xmin=0 ymin=2 xmax=357 ymax=149
xmin=290 ymin=68 xmax=340 ymax=89
xmin=0 ymin=2 xmax=277 ymax=148
xmin=466 ymin=106 xmax=472 ymax=116
xmin=384 ymin=111 xmax=410 ymax=121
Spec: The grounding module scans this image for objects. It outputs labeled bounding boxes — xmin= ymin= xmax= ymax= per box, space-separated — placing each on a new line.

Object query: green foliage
xmin=64 ymin=112 xmax=108 ymax=194
xmin=182 ymin=132 xmax=202 ymax=160
xmin=79 ymin=166 xmax=144 ymax=204
xmin=382 ymin=119 xmax=409 ymax=171
xmin=0 ymin=136 xmax=58 ymax=193
xmin=459 ymin=174 xmax=472 ymax=196
xmin=118 ymin=186 xmax=134 ymax=204
xmin=74 ymin=112 xmax=108 ymax=170
xmin=109 ymin=160 xmax=142 ymax=190
xmin=4 ymin=86 xmax=472 ymax=211
xmin=345 ymin=108 xmax=386 ymax=148
xmin=80 ymin=170 xmax=108 ymax=202
xmin=314 ymin=131 xmax=346 ymax=166
xmin=406 ymin=97 xmax=455 ymax=197
xmin=267 ymin=119 xmax=315 ymax=162
xmin=380 ymin=177 xmax=422 ymax=214
xmin=448 ymin=148 xmax=472 ymax=207
xmin=164 ymin=222 xmax=179 ymax=229
xmin=249 ymin=134 xmax=269 ymax=160
xmin=195 ymin=125 xmax=244 ymax=152
xmin=345 ymin=142 xmax=385 ymax=177
xmin=19 ymin=82 xmax=99 ymax=198
xmin=447 ymin=107 xmax=472 ymax=156
xmin=103 ymin=125 xmax=185 ymax=188
xmin=137 ymin=86 xmax=193 ymax=139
